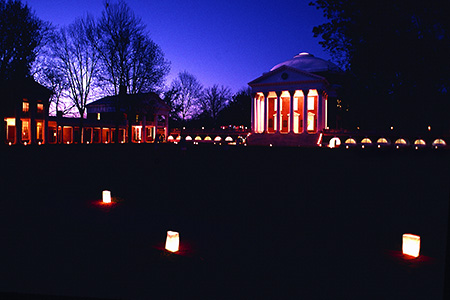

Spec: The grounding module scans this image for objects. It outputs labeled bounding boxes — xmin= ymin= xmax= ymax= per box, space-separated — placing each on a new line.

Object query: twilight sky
xmin=25 ymin=0 xmax=331 ymax=94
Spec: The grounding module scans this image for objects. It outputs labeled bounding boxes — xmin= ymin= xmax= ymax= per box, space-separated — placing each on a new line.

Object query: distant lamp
xmin=428 ymin=125 xmax=431 ymax=131
xmin=165 ymin=231 xmax=179 ymax=252
xmin=102 ymin=190 xmax=112 ymax=204
xmin=402 ymin=233 xmax=420 ymax=258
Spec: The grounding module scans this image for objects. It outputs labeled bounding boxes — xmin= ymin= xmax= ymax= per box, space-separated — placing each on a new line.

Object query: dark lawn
xmin=0 ymin=144 xmax=449 ymax=299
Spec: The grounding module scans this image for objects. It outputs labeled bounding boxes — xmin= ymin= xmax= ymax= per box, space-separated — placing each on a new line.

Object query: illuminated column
xmin=276 ymin=91 xmax=281 ymax=133
xmin=318 ymin=90 xmax=323 ymax=132
xmin=142 ymin=115 xmax=147 ymax=143
xmin=164 ymin=114 xmax=169 ymax=142
xmin=264 ymin=92 xmax=269 ymax=133
xmin=251 ymin=93 xmax=256 ymax=132
xmin=289 ymin=90 xmax=295 ymax=133
xmin=302 ymin=89 xmax=309 ymax=133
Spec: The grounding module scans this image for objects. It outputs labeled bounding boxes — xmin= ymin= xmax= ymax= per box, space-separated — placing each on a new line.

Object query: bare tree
xmin=96 ymin=0 xmax=169 ymax=95
xmin=52 ymin=16 xmax=99 ymax=119
xmin=200 ymin=84 xmax=232 ymax=124
xmin=170 ymin=71 xmax=203 ymax=122
xmin=35 ymin=65 xmax=73 ymax=116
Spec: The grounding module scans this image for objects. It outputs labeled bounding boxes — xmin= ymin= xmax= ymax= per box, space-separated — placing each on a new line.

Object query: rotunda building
xmin=248 ymin=52 xmax=342 ymax=146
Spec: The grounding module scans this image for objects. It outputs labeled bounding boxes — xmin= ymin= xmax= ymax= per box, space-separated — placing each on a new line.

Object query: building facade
xmin=2 ymin=82 xmax=170 ymax=145
xmin=248 ymin=52 xmax=342 ymax=146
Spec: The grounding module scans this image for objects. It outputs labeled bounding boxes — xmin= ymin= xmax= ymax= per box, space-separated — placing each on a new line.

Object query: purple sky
xmin=25 ymin=0 xmax=331 ymax=94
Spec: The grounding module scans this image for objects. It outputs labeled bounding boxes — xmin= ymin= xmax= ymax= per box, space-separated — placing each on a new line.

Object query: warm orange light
xmin=165 ymin=231 xmax=179 ymax=252
xmin=102 ymin=190 xmax=111 ymax=203
xmin=402 ymin=233 xmax=420 ymax=258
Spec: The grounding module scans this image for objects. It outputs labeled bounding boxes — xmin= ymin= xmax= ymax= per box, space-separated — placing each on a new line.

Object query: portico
xmin=252 ymin=88 xmax=327 ymax=134
xmin=248 ymin=52 xmax=341 ymax=146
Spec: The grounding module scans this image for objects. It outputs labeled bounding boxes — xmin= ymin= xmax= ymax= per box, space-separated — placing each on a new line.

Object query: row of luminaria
xmin=168 ymin=135 xmax=237 ymax=142
xmin=329 ymin=137 xmax=447 ymax=148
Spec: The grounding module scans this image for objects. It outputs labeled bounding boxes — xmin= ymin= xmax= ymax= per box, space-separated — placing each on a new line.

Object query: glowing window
xmin=97 ymin=113 xmax=101 ymax=120
xmin=37 ymin=103 xmax=44 ymax=113
xmin=204 ymin=136 xmax=212 ymax=141
xmin=22 ymin=102 xmax=29 ymax=112
xmin=328 ymin=137 xmax=341 ymax=148
xmin=22 ymin=119 xmax=30 ymax=140
xmin=361 ymin=138 xmax=372 ymax=144
xmin=185 ymin=136 xmax=192 ymax=141
xmin=377 ymin=138 xmax=389 ymax=144
xmin=168 ymin=135 xmax=174 ymax=141
xmin=345 ymin=138 xmax=356 ymax=144
xmin=225 ymin=136 xmax=233 ymax=142
xmin=395 ymin=138 xmax=407 ymax=145
xmin=195 ymin=136 xmax=202 ymax=141
xmin=432 ymin=139 xmax=446 ymax=146
xmin=414 ymin=139 xmax=426 ymax=146
xmin=214 ymin=136 xmax=222 ymax=142
xmin=36 ymin=121 xmax=43 ymax=140
xmin=176 ymin=135 xmax=181 ymax=141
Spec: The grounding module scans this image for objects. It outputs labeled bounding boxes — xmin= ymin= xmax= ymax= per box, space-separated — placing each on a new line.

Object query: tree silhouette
xmin=96 ymin=0 xmax=169 ymax=95
xmin=0 ymin=0 xmax=44 ymax=83
xmin=170 ymin=71 xmax=203 ymax=123
xmin=311 ymin=0 xmax=450 ymax=131
xmin=199 ymin=84 xmax=232 ymax=126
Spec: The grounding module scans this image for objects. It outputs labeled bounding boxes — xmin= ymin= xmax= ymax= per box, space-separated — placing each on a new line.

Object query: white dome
xmin=270 ymin=52 xmax=342 ymax=73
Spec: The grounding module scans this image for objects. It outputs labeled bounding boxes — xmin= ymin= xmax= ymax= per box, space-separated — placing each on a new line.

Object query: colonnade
xmin=251 ymin=89 xmax=327 ymax=134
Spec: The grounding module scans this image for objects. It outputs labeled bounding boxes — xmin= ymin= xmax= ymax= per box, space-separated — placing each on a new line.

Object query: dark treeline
xmin=311 ymin=0 xmax=450 ymax=132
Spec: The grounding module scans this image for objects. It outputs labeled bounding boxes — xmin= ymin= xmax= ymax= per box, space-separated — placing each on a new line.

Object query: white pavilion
xmin=247 ymin=52 xmax=342 ymax=146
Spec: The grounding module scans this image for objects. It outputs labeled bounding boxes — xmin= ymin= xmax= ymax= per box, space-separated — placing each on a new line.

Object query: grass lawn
xmin=0 ymin=144 xmax=449 ymax=299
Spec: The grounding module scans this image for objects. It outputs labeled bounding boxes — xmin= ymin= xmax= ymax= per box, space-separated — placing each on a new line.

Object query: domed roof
xmin=270 ymin=52 xmax=342 ymax=74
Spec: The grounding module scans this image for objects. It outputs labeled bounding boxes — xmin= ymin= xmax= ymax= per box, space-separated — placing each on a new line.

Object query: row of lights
xmin=102 ymin=190 xmax=180 ymax=252
xmin=101 ymin=190 xmax=420 ymax=257
xmin=330 ymin=137 xmax=447 ymax=149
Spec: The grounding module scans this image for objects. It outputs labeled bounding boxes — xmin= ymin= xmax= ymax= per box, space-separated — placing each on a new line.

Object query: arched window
xmin=195 ymin=136 xmax=202 ymax=141
xmin=377 ymin=138 xmax=389 ymax=144
xmin=361 ymin=138 xmax=372 ymax=144
xmin=225 ymin=136 xmax=233 ymax=142
xmin=214 ymin=136 xmax=222 ymax=142
xmin=395 ymin=138 xmax=408 ymax=145
xmin=328 ymin=137 xmax=341 ymax=148
xmin=185 ymin=136 xmax=192 ymax=141
xmin=344 ymin=138 xmax=356 ymax=144
xmin=414 ymin=139 xmax=426 ymax=146
xmin=204 ymin=136 xmax=212 ymax=141
xmin=432 ymin=139 xmax=446 ymax=147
